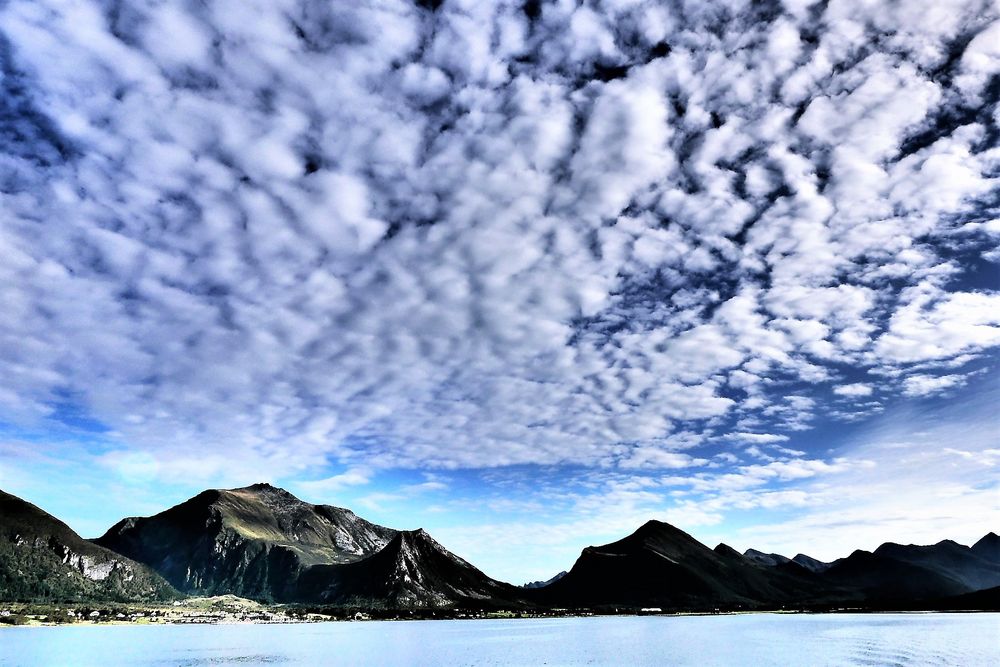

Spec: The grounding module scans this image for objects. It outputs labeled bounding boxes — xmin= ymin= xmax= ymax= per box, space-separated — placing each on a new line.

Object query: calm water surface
xmin=1 ymin=613 xmax=997 ymax=666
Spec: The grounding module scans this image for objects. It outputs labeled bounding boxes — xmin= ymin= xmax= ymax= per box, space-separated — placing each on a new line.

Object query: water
xmin=1 ymin=613 xmax=997 ymax=666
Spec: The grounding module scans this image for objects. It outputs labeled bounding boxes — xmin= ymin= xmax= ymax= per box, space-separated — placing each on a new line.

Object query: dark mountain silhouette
xmin=806 ymin=536 xmax=1000 ymax=604
xmin=743 ymin=549 xmax=830 ymax=573
xmin=0 ymin=489 xmax=176 ymax=602
xmin=536 ymin=524 xmax=1000 ymax=610
xmin=712 ymin=543 xmax=744 ymax=559
xmin=744 ymin=548 xmax=791 ymax=567
xmin=94 ymin=483 xmax=397 ymax=601
xmin=819 ymin=549 xmax=967 ymax=601
xmin=791 ymin=553 xmax=830 ymax=573
xmin=294 ymin=529 xmax=525 ymax=607
xmin=872 ymin=539 xmax=1000 ymax=591
xmin=929 ymin=584 xmax=1000 ymax=611
xmin=522 ymin=571 xmax=567 ymax=589
xmin=971 ymin=532 xmax=1000 ymax=563
xmin=535 ymin=521 xmax=821 ymax=609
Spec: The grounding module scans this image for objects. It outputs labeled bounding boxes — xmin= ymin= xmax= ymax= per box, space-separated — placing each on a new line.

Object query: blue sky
xmin=1 ymin=0 xmax=999 ymax=583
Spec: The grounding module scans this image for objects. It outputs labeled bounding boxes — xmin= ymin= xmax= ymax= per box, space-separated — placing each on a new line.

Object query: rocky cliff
xmin=0 ymin=489 xmax=177 ymax=602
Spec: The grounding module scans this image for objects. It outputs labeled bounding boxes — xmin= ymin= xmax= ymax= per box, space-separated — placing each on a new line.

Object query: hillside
xmin=295 ymin=529 xmax=525 ymax=608
xmin=94 ymin=483 xmax=396 ymax=601
xmin=535 ymin=520 xmax=821 ymax=609
xmin=0 ymin=490 xmax=177 ymax=602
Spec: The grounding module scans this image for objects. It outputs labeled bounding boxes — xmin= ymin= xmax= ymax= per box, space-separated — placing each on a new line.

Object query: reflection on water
xmin=2 ymin=613 xmax=998 ymax=667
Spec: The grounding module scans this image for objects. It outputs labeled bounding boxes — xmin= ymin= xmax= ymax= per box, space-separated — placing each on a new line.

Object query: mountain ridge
xmin=91 ymin=483 xmax=518 ymax=607
xmin=294 ymin=528 xmax=525 ymax=607
xmin=534 ymin=519 xmax=823 ymax=609
xmin=93 ymin=483 xmax=398 ymax=601
xmin=3 ymin=487 xmax=997 ymax=611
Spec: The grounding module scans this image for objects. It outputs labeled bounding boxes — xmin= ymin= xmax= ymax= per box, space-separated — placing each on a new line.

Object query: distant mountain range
xmin=536 ymin=521 xmax=824 ymax=609
xmin=535 ymin=519 xmax=1000 ymax=610
xmin=2 ymin=485 xmax=997 ymax=611
xmin=522 ymin=572 xmax=567 ymax=589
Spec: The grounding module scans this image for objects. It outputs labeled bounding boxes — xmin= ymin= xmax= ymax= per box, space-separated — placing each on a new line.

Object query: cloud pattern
xmin=1 ymin=0 xmax=998 ymax=485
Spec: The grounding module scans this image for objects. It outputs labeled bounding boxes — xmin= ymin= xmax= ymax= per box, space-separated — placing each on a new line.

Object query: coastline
xmin=3 ymin=596 xmax=996 ymax=628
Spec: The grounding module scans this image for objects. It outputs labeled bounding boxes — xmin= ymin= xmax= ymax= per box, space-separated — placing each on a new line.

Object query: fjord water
xmin=1 ymin=614 xmax=997 ymax=666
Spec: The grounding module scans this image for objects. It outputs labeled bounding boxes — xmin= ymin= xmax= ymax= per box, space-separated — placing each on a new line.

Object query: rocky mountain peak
xmin=92 ymin=484 xmax=398 ymax=600
xmin=229 ymin=483 xmax=300 ymax=504
xmin=238 ymin=482 xmax=290 ymax=495
xmin=404 ymin=528 xmax=432 ymax=541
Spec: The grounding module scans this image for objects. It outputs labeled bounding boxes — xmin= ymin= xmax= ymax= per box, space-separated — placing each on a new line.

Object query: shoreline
xmin=3 ymin=604 xmax=996 ymax=628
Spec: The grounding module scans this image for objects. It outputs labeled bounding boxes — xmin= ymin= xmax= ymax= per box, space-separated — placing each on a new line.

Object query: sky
xmin=0 ymin=0 xmax=998 ymax=584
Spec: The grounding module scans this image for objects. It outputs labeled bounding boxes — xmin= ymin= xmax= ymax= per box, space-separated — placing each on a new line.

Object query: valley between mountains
xmin=2 ymin=484 xmax=998 ymax=615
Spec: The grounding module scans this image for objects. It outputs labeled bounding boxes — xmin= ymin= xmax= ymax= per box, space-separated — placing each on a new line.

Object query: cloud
xmin=665 ymin=457 xmax=872 ymax=494
xmin=943 ymin=447 xmax=1000 ymax=467
xmin=618 ymin=448 xmax=708 ymax=470
xmin=901 ymin=373 xmax=973 ymax=397
xmin=718 ymin=405 xmax=1000 ymax=561
xmin=833 ymin=383 xmax=874 ymax=397
xmin=728 ymin=432 xmax=790 ymax=444
xmin=875 ymin=287 xmax=1000 ymax=365
xmin=297 ymin=467 xmax=373 ymax=495
xmin=0 ymin=0 xmax=997 ymax=484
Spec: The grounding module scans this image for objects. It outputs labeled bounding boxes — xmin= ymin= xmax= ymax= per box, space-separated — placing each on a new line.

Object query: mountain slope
xmin=295 ymin=529 xmax=525 ymax=608
xmin=540 ymin=522 xmax=1000 ymax=609
xmin=819 ymin=549 xmax=971 ymax=601
xmin=94 ymin=483 xmax=396 ymax=601
xmin=971 ymin=533 xmax=1000 ymax=563
xmin=791 ymin=553 xmax=830 ymax=573
xmin=870 ymin=540 xmax=1000 ymax=592
xmin=538 ymin=521 xmax=819 ymax=609
xmin=744 ymin=549 xmax=791 ymax=567
xmin=0 ymin=489 xmax=177 ymax=602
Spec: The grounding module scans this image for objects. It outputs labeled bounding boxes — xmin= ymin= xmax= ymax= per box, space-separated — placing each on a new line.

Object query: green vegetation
xmin=0 ymin=490 xmax=179 ymax=604
xmin=0 ymin=538 xmax=174 ymax=603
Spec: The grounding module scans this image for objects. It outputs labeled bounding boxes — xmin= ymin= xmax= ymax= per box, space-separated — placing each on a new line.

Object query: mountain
xmin=522 ymin=571 xmax=567 ymax=589
xmin=537 ymin=521 xmax=819 ymax=609
xmin=721 ymin=545 xmax=830 ymax=574
xmin=8 ymin=485 xmax=998 ymax=611
xmin=295 ymin=529 xmax=525 ymax=607
xmin=93 ymin=483 xmax=517 ymax=608
xmin=808 ymin=537 xmax=1000 ymax=604
xmin=870 ymin=539 xmax=1000 ymax=592
xmin=539 ymin=521 xmax=1000 ymax=610
xmin=819 ymin=548 xmax=970 ymax=602
xmin=744 ymin=549 xmax=791 ymax=567
xmin=791 ymin=553 xmax=830 ymax=573
xmin=744 ymin=548 xmax=836 ymax=575
xmin=712 ymin=543 xmax=744 ymax=559
xmin=0 ymin=489 xmax=177 ymax=602
xmin=972 ymin=533 xmax=1000 ymax=563
xmin=94 ymin=483 xmax=396 ymax=601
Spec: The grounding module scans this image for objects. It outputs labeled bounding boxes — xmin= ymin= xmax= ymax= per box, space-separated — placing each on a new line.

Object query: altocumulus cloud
xmin=0 ymin=0 xmax=998 ymax=484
